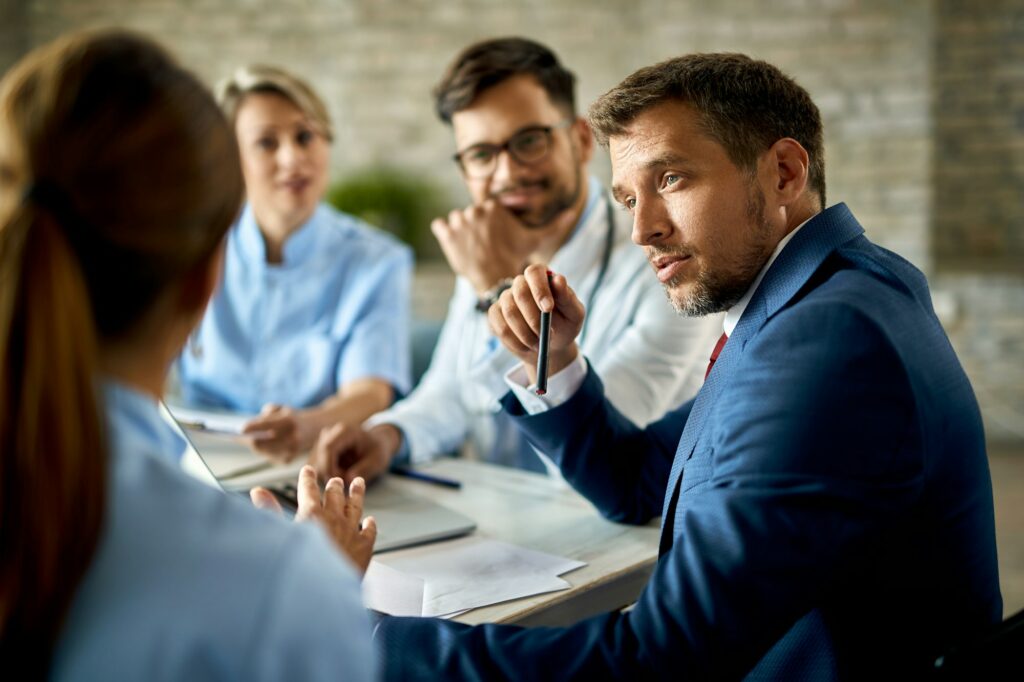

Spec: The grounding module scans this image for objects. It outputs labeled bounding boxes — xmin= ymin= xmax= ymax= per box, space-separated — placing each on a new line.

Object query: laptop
xmin=161 ymin=403 xmax=476 ymax=552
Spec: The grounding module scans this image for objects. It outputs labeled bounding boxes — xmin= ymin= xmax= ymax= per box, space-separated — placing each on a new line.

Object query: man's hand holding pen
xmin=487 ymin=263 xmax=585 ymax=385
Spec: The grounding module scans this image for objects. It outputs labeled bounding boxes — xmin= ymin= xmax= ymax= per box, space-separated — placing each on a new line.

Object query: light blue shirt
xmin=178 ymin=202 xmax=413 ymax=412
xmin=51 ymin=381 xmax=375 ymax=680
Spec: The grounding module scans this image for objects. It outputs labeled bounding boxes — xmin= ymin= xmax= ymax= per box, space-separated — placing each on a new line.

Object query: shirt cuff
xmin=503 ymin=355 xmax=588 ymax=415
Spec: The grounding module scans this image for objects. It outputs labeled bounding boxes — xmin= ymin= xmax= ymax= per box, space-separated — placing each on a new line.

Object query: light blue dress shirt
xmin=178 ymin=202 xmax=413 ymax=412
xmin=51 ymin=381 xmax=375 ymax=680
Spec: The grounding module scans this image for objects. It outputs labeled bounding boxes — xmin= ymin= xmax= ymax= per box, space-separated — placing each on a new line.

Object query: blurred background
xmin=2 ymin=0 xmax=1022 ymax=610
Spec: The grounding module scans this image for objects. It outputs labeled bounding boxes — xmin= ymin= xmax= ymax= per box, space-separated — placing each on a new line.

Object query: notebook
xmin=162 ymin=403 xmax=476 ymax=552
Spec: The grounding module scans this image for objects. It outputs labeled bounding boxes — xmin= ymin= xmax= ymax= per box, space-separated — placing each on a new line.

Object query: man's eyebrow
xmin=611 ymin=153 xmax=695 ymax=203
xmin=643 ymin=152 xmax=693 ymax=170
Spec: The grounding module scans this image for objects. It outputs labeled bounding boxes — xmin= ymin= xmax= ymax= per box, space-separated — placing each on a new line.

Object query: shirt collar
xmin=235 ymin=202 xmax=324 ymax=268
xmin=103 ymin=380 xmax=187 ymax=467
xmin=723 ymin=215 xmax=813 ymax=336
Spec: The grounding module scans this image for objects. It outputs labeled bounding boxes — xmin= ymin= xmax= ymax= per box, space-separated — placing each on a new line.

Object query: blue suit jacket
xmin=375 ymin=204 xmax=1001 ymax=679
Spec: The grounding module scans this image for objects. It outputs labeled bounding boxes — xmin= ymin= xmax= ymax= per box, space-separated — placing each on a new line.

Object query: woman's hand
xmin=250 ymin=466 xmax=377 ymax=575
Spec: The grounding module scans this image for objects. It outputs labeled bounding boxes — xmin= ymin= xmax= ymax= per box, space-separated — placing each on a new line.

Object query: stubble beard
xmin=666 ymin=184 xmax=776 ymax=317
xmin=498 ymin=145 xmax=583 ymax=230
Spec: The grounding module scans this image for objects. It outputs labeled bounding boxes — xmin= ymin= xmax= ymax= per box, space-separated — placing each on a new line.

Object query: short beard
xmin=498 ymin=143 xmax=584 ymax=229
xmin=667 ymin=183 xmax=775 ymax=317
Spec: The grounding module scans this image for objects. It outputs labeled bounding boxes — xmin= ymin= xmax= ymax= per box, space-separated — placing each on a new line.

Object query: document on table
xmin=164 ymin=405 xmax=272 ymax=479
xmin=363 ymin=536 xmax=586 ymax=618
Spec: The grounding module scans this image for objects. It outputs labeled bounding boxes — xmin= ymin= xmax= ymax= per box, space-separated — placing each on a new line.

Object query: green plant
xmin=326 ymin=167 xmax=448 ymax=261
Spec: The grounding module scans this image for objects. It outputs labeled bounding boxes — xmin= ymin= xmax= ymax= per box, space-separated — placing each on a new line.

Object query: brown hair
xmin=0 ymin=30 xmax=243 ymax=671
xmin=589 ymin=53 xmax=826 ymax=205
xmin=433 ymin=37 xmax=576 ymax=124
xmin=218 ymin=64 xmax=334 ymax=141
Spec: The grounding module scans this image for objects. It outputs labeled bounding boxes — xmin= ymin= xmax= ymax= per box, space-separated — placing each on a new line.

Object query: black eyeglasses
xmin=452 ymin=120 xmax=572 ymax=178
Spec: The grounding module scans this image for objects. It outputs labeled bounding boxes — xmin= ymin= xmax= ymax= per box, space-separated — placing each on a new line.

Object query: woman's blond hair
xmin=218 ymin=64 xmax=333 ymax=141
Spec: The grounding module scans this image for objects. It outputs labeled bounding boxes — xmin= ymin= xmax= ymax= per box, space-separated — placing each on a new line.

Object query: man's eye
xmin=664 ymin=174 xmax=681 ymax=187
xmin=257 ymin=137 xmax=277 ymax=151
xmin=296 ymin=130 xmax=314 ymax=145
xmin=624 ymin=198 xmax=636 ymax=211
xmin=513 ymin=132 xmax=544 ymax=150
xmin=466 ymin=147 xmax=494 ymax=164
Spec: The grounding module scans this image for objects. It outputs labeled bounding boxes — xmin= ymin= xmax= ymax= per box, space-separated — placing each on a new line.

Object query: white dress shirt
xmin=367 ymin=177 xmax=722 ymax=470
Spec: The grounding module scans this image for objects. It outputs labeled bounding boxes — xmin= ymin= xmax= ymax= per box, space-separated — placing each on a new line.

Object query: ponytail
xmin=0 ymin=29 xmax=244 ymax=671
xmin=0 ymin=199 xmax=106 ymax=672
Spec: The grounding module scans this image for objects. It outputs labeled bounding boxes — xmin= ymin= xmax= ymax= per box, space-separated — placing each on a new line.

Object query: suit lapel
xmin=658 ymin=204 xmax=866 ymax=542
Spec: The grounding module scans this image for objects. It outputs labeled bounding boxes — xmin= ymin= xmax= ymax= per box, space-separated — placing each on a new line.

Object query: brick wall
xmin=2 ymin=0 xmax=1021 ymax=442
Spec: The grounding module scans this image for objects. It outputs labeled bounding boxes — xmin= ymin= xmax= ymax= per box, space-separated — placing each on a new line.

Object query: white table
xmin=376 ymin=458 xmax=661 ymax=627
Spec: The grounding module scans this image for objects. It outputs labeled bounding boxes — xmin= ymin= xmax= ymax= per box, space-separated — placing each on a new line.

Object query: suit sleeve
xmin=375 ymin=302 xmax=926 ymax=680
xmin=501 ymin=366 xmax=691 ymax=524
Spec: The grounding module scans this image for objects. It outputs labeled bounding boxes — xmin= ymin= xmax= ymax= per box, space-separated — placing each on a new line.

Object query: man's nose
xmin=490 ymin=148 xmax=521 ymax=187
xmin=631 ymin=198 xmax=673 ymax=246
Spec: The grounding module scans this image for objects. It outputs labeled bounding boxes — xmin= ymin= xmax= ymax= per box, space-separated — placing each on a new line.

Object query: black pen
xmin=390 ymin=465 xmax=462 ymax=489
xmin=535 ymin=269 xmax=553 ymax=395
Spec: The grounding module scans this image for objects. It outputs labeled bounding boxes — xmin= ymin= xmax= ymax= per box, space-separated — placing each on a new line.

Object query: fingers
xmin=294 ymin=465 xmax=321 ymax=522
xmin=488 ymin=293 xmax=533 ymax=357
xmin=250 ymin=487 xmax=284 ymax=514
xmin=361 ymin=515 xmax=378 ymax=544
xmin=550 ymin=273 xmax=586 ymax=327
xmin=345 ymin=450 xmax=388 ymax=485
xmin=313 ymin=423 xmax=357 ymax=479
xmin=346 ymin=477 xmax=367 ymax=524
xmin=500 ymin=283 xmax=539 ymax=349
xmin=523 ymin=264 xmax=555 ymax=312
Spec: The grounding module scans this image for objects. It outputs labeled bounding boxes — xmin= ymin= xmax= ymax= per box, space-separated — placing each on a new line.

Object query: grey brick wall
xmin=2 ymin=0 xmax=1021 ymax=442
xmin=934 ymin=0 xmax=1024 ymax=273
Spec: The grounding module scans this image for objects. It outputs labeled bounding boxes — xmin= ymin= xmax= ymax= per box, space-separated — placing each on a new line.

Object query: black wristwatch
xmin=475 ymin=278 xmax=515 ymax=312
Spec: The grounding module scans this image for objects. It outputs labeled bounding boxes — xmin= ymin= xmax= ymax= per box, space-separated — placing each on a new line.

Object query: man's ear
xmin=178 ymin=239 xmax=225 ymax=317
xmin=767 ymin=137 xmax=810 ymax=207
xmin=572 ymin=116 xmax=595 ymax=166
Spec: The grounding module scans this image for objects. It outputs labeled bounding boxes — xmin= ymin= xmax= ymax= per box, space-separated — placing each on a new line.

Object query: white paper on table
xmin=376 ymin=536 xmax=586 ymax=618
xmin=363 ymin=561 xmax=425 ymax=617
xmin=165 ymin=405 xmax=256 ymax=435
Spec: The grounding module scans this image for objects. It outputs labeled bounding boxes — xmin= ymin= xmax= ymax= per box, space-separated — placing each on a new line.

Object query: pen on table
xmin=389 ymin=465 xmax=462 ymax=489
xmin=535 ymin=270 xmax=553 ymax=396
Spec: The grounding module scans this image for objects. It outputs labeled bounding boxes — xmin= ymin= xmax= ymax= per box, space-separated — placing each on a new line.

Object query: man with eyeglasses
xmin=311 ymin=37 xmax=721 ymax=482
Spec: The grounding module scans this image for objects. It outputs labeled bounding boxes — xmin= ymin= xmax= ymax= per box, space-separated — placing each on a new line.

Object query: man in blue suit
xmin=373 ymin=53 xmax=1002 ymax=679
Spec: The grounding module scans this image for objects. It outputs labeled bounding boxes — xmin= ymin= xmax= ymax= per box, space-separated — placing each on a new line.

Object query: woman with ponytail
xmin=0 ymin=30 xmax=376 ymax=678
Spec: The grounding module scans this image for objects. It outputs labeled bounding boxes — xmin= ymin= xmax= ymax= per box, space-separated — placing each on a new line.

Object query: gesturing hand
xmin=487 ymin=263 xmax=586 ymax=384
xmin=251 ymin=465 xmax=377 ymax=575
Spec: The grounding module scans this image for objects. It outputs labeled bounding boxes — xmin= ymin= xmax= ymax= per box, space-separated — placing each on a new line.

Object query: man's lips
xmin=494 ymin=183 xmax=546 ymax=207
xmin=651 ymin=254 xmax=693 ymax=283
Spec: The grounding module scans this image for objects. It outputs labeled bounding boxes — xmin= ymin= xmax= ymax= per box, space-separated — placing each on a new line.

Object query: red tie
xmin=704 ymin=332 xmax=729 ymax=381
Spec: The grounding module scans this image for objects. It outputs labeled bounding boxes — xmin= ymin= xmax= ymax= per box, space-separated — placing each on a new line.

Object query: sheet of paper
xmin=376 ymin=536 xmax=586 ymax=617
xmin=166 ymin=405 xmax=255 ymax=435
xmin=362 ymin=560 xmax=425 ymax=617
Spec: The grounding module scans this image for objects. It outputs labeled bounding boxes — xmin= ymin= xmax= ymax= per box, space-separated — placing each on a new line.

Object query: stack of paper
xmin=363 ymin=536 xmax=585 ymax=618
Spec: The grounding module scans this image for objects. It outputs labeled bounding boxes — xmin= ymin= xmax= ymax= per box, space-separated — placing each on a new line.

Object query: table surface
xmin=375 ymin=458 xmax=661 ymax=626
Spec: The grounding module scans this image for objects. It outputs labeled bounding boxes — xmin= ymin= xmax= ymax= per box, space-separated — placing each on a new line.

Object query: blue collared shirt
xmin=178 ymin=202 xmax=413 ymax=412
xmin=51 ymin=381 xmax=375 ymax=680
